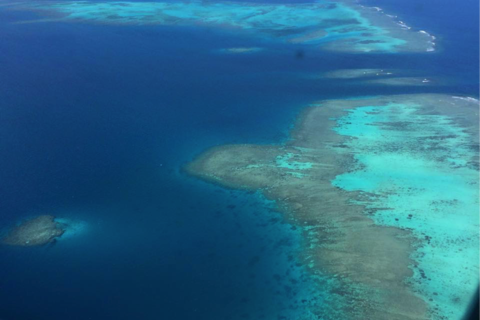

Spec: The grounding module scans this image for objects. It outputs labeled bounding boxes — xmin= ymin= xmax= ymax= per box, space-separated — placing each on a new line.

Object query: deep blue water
xmin=0 ymin=0 xmax=478 ymax=319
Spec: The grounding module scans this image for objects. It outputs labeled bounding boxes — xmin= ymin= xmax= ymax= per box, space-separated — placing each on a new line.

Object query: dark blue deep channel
xmin=0 ymin=0 xmax=477 ymax=319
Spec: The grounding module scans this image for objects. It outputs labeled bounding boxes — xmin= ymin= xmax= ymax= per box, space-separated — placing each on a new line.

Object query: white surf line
xmin=452 ymin=96 xmax=480 ymax=103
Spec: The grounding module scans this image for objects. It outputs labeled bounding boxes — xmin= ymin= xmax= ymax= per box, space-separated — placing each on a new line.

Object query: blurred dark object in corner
xmin=463 ymin=288 xmax=479 ymax=320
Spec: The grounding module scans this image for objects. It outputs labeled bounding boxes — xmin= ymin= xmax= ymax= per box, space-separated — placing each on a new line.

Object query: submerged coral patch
xmin=364 ymin=76 xmax=437 ymax=86
xmin=2 ymin=215 xmax=65 ymax=246
xmin=322 ymin=68 xmax=395 ymax=79
xmin=307 ymin=69 xmax=442 ymax=87
xmin=218 ymin=47 xmax=263 ymax=54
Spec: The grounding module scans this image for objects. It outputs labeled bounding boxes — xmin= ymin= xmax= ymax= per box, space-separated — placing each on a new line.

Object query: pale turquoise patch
xmin=332 ymin=101 xmax=479 ymax=319
xmin=276 ymin=153 xmax=313 ymax=170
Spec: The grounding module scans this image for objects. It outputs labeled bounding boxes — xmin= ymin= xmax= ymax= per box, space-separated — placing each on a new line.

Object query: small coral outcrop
xmin=2 ymin=215 xmax=65 ymax=246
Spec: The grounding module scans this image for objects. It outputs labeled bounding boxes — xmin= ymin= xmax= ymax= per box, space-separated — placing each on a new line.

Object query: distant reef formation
xmin=4 ymin=0 xmax=435 ymax=53
xmin=2 ymin=215 xmax=65 ymax=246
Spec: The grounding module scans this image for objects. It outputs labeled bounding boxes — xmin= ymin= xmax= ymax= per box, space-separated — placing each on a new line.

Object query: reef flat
xmin=2 ymin=215 xmax=65 ymax=246
xmin=186 ymin=94 xmax=479 ymax=319
xmin=6 ymin=0 xmax=434 ymax=53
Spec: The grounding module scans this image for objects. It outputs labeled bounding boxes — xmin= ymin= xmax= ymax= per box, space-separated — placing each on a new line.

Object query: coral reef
xmin=186 ymin=94 xmax=479 ymax=319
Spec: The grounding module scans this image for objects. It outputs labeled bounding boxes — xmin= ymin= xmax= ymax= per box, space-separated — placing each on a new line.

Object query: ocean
xmin=0 ymin=0 xmax=478 ymax=319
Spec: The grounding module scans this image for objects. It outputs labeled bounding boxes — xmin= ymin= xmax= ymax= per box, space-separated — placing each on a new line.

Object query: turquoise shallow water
xmin=333 ymin=100 xmax=479 ymax=319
